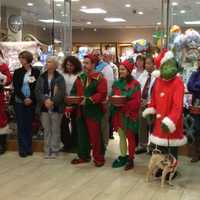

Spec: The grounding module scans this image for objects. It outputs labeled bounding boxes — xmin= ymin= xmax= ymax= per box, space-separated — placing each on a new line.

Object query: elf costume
xmin=111 ymin=60 xmax=141 ymax=170
xmin=70 ymin=70 xmax=107 ymax=167
xmin=0 ymin=61 xmax=12 ymax=154
xmin=143 ymin=51 xmax=187 ymax=159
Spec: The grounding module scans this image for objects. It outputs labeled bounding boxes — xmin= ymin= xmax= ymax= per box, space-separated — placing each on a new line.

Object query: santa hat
xmin=120 ymin=60 xmax=134 ymax=73
xmin=152 ymin=49 xmax=175 ymax=78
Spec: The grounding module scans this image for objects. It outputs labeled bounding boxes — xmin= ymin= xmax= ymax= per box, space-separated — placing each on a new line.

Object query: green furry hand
xmin=145 ymin=114 xmax=155 ymax=125
xmin=161 ymin=123 xmax=170 ymax=133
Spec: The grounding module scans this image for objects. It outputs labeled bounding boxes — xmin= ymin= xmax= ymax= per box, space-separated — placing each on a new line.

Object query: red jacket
xmin=143 ymin=76 xmax=187 ymax=147
xmin=0 ymin=63 xmax=12 ymax=128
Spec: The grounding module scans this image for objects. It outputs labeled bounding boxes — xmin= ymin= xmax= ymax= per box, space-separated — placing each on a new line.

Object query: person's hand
xmin=24 ymin=98 xmax=32 ymax=106
xmin=161 ymin=123 xmax=170 ymax=133
xmin=145 ymin=114 xmax=155 ymax=126
xmin=80 ymin=97 xmax=86 ymax=106
xmin=65 ymin=112 xmax=70 ymax=118
xmin=44 ymin=99 xmax=54 ymax=109
xmin=141 ymin=99 xmax=147 ymax=108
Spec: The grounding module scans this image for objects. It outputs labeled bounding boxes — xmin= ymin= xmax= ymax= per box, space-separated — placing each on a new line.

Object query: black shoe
xmin=0 ymin=149 xmax=6 ymax=155
xmin=19 ymin=153 xmax=28 ymax=158
xmin=155 ymin=168 xmax=163 ymax=178
xmin=135 ymin=147 xmax=147 ymax=154
xmin=27 ymin=152 xmax=33 ymax=156
xmin=124 ymin=159 xmax=134 ymax=171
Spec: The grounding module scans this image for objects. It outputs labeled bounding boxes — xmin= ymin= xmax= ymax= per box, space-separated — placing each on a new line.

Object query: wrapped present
xmin=66 ymin=96 xmax=83 ymax=105
xmin=109 ymin=95 xmax=127 ymax=107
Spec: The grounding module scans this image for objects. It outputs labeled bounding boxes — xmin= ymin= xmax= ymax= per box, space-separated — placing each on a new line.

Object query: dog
xmin=147 ymin=149 xmax=178 ymax=187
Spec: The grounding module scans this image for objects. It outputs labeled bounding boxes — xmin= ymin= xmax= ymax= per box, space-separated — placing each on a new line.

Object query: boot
xmin=124 ymin=158 xmax=134 ymax=171
xmin=0 ymin=135 xmax=7 ymax=155
xmin=112 ymin=155 xmax=128 ymax=168
xmin=191 ymin=137 xmax=200 ymax=163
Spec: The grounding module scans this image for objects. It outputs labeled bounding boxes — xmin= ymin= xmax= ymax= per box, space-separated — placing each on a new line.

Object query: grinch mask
xmin=160 ymin=59 xmax=178 ymax=80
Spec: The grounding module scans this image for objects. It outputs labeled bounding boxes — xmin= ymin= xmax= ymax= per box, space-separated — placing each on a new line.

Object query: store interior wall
xmin=72 ymin=28 xmax=154 ymax=43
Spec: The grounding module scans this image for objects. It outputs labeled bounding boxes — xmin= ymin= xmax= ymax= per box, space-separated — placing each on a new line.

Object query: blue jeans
xmin=15 ymin=103 xmax=34 ymax=154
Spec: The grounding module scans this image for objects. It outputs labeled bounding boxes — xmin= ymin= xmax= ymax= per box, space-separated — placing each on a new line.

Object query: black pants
xmin=61 ymin=112 xmax=78 ymax=150
xmin=15 ymin=103 xmax=34 ymax=154
xmin=0 ymin=135 xmax=7 ymax=154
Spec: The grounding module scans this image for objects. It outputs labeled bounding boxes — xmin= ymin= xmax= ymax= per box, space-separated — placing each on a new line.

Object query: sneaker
xmin=112 ymin=156 xmax=128 ymax=168
xmin=94 ymin=161 xmax=105 ymax=167
xmin=71 ymin=158 xmax=91 ymax=165
xmin=124 ymin=159 xmax=134 ymax=171
xmin=191 ymin=157 xmax=200 ymax=163
xmin=50 ymin=152 xmax=58 ymax=159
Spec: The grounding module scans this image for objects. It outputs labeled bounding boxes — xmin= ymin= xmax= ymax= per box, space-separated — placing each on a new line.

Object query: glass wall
xmin=0 ymin=0 xmax=72 ymax=71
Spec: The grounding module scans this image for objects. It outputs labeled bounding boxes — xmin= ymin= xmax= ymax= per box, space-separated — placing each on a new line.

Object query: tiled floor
xmin=0 ymin=138 xmax=199 ymax=200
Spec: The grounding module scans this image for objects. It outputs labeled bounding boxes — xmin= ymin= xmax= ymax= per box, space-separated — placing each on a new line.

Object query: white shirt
xmin=110 ymin=62 xmax=119 ymax=80
xmin=131 ymin=69 xmax=144 ymax=80
xmin=101 ymin=64 xmax=114 ymax=95
xmin=137 ymin=70 xmax=156 ymax=101
xmin=62 ymin=73 xmax=78 ymax=95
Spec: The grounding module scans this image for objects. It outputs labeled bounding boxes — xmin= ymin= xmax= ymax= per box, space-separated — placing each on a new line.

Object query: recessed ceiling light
xmin=184 ymin=20 xmax=200 ymax=25
xmin=39 ymin=19 xmax=61 ymax=23
xmin=125 ymin=4 xmax=131 ymax=8
xmin=56 ymin=3 xmax=62 ymax=7
xmin=86 ymin=21 xmax=92 ymax=25
xmin=42 ymin=27 xmax=46 ymax=31
xmin=180 ymin=10 xmax=186 ymax=14
xmin=172 ymin=2 xmax=178 ymax=6
xmin=104 ymin=18 xmax=126 ymax=22
xmin=80 ymin=8 xmax=107 ymax=14
xmin=156 ymin=22 xmax=161 ymax=25
xmin=138 ymin=11 xmax=144 ymax=15
xmin=81 ymin=6 xmax=87 ymax=9
xmin=27 ymin=2 xmax=34 ymax=6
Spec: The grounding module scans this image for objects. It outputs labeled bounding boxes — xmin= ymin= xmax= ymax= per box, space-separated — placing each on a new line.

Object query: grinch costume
xmin=143 ymin=51 xmax=187 ymax=159
xmin=70 ymin=71 xmax=107 ymax=166
xmin=111 ymin=60 xmax=141 ymax=170
xmin=0 ymin=61 xmax=12 ymax=154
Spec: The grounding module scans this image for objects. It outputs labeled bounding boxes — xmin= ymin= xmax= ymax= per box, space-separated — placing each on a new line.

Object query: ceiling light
xmin=125 ymin=4 xmax=131 ymax=8
xmin=86 ymin=21 xmax=92 ymax=25
xmin=80 ymin=8 xmax=107 ymax=14
xmin=184 ymin=21 xmax=200 ymax=25
xmin=138 ymin=11 xmax=144 ymax=15
xmin=27 ymin=2 xmax=34 ymax=6
xmin=156 ymin=22 xmax=161 ymax=25
xmin=39 ymin=19 xmax=61 ymax=23
xmin=42 ymin=27 xmax=46 ymax=31
xmin=56 ymin=3 xmax=62 ymax=7
xmin=81 ymin=6 xmax=87 ymax=9
xmin=180 ymin=10 xmax=186 ymax=14
xmin=104 ymin=18 xmax=126 ymax=22
xmin=172 ymin=2 xmax=178 ymax=6
xmin=172 ymin=13 xmax=177 ymax=15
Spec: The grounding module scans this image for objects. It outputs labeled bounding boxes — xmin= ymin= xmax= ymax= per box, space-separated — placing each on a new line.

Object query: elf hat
xmin=120 ymin=60 xmax=134 ymax=73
